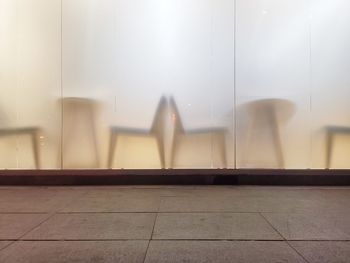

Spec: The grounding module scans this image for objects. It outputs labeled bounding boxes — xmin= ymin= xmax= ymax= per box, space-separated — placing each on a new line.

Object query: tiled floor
xmin=0 ymin=186 xmax=349 ymax=262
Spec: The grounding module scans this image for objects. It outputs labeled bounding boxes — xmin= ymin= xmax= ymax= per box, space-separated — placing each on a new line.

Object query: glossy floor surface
xmin=0 ymin=186 xmax=349 ymax=262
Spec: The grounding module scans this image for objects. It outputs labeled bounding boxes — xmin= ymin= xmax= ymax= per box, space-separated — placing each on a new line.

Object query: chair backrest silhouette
xmin=150 ymin=96 xmax=168 ymax=135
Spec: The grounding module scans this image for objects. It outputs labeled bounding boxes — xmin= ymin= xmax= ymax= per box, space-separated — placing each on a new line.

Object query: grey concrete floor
xmin=0 ymin=186 xmax=349 ymax=263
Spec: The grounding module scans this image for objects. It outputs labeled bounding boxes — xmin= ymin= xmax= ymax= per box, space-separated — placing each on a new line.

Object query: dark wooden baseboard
xmin=0 ymin=169 xmax=350 ymax=185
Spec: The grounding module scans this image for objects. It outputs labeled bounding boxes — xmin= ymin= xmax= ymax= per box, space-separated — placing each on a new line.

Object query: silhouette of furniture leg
xmin=108 ymin=131 xmax=118 ymax=169
xmin=243 ymin=99 xmax=294 ymax=168
xmin=156 ymin=135 xmax=166 ymax=169
xmin=217 ymin=130 xmax=227 ymax=167
xmin=170 ymin=132 xmax=180 ymax=169
xmin=326 ymin=126 xmax=350 ymax=168
xmin=108 ymin=96 xmax=167 ymax=168
xmin=170 ymin=129 xmax=227 ymax=168
xmin=62 ymin=97 xmax=99 ymax=168
xmin=108 ymin=130 xmax=165 ymax=168
xmin=269 ymin=108 xmax=284 ymax=168
xmin=169 ymin=97 xmax=227 ymax=168
xmin=0 ymin=127 xmax=40 ymax=169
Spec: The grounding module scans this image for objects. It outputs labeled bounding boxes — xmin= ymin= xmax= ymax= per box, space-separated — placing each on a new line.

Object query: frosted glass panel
xmin=1 ymin=0 xmax=350 ymax=170
xmin=164 ymin=0 xmax=234 ymax=168
xmin=0 ymin=0 xmax=61 ymax=169
xmin=62 ymin=0 xmax=234 ymax=168
xmin=311 ymin=0 xmax=350 ymax=168
xmin=235 ymin=0 xmax=311 ymax=168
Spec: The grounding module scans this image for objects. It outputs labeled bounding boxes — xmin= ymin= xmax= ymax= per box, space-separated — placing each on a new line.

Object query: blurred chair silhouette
xmin=108 ymin=96 xmax=167 ymax=168
xmin=243 ymin=98 xmax=295 ymax=168
xmin=0 ymin=127 xmax=40 ymax=169
xmin=169 ymin=96 xmax=227 ymax=168
xmin=62 ymin=97 xmax=99 ymax=168
xmin=325 ymin=125 xmax=350 ymax=168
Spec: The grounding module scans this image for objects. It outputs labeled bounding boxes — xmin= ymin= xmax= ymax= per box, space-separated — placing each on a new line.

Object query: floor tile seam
xmin=288 ymin=240 xmax=350 ymax=242
xmin=156 ymin=211 xmax=266 ymax=214
xmin=17 ymin=212 xmax=58 ymax=241
xmin=152 ymin=211 xmax=350 ymax=214
xmin=4 ymin=211 xmax=350 ymax=214
xmin=1 ymin=239 xmax=350 ymax=242
xmin=0 ymin=188 xmax=298 ymax=190
xmin=258 ymin=212 xmax=286 ymax=241
xmin=260 ymin=211 xmax=350 ymax=215
xmin=147 ymin=239 xmax=350 ymax=242
xmin=57 ymin=212 xmax=159 ymax=214
xmin=4 ymin=239 xmax=152 ymax=242
xmin=259 ymin=213 xmax=310 ymax=263
xmin=0 ymin=212 xmax=49 ymax=214
xmin=0 ymin=241 xmax=16 ymax=254
xmin=142 ymin=210 xmax=161 ymax=263
xmin=0 ymin=212 xmax=58 ymax=254
xmin=286 ymin=241 xmax=311 ymax=263
xmin=148 ymin=238 xmax=296 ymax=241
xmin=54 ymin=211 xmax=263 ymax=214
xmin=119 ymin=197 xmax=350 ymax=201
xmin=143 ymin=199 xmax=161 ymax=263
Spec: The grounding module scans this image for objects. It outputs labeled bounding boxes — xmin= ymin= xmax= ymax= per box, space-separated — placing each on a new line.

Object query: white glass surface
xmin=310 ymin=0 xmax=350 ymax=168
xmin=0 ymin=0 xmax=61 ymax=169
xmin=235 ymin=0 xmax=311 ymax=168
xmin=0 ymin=0 xmax=349 ymax=170
xmin=62 ymin=0 xmax=234 ymax=168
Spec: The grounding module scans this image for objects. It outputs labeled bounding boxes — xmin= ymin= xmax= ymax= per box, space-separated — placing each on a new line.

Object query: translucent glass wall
xmin=235 ymin=0 xmax=312 ymax=168
xmin=61 ymin=0 xmax=234 ymax=169
xmin=0 ymin=0 xmax=349 ymax=169
xmin=0 ymin=0 xmax=61 ymax=169
xmin=310 ymin=0 xmax=350 ymax=168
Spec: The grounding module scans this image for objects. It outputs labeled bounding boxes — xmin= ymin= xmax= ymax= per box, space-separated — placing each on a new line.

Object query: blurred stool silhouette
xmin=243 ymin=98 xmax=295 ymax=168
xmin=62 ymin=97 xmax=99 ymax=168
xmin=325 ymin=125 xmax=350 ymax=168
xmin=169 ymin=96 xmax=227 ymax=168
xmin=0 ymin=127 xmax=40 ymax=169
xmin=108 ymin=96 xmax=167 ymax=168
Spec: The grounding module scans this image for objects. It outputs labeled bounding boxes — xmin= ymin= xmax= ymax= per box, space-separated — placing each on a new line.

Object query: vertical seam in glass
xmin=15 ymin=0 xmax=19 ymax=168
xmin=60 ymin=0 xmax=64 ymax=169
xmin=308 ymin=0 xmax=313 ymax=169
xmin=233 ymin=0 xmax=237 ymax=169
xmin=210 ymin=0 xmax=214 ymax=168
